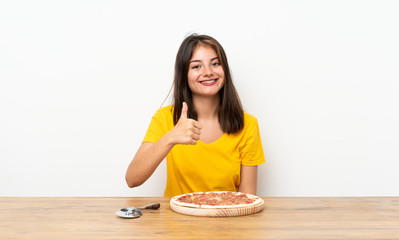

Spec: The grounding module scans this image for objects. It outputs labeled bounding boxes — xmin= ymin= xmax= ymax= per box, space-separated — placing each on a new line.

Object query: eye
xmin=191 ymin=64 xmax=201 ymax=69
xmin=211 ymin=62 xmax=221 ymax=67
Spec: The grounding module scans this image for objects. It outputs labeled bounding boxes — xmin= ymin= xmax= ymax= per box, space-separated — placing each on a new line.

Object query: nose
xmin=202 ymin=65 xmax=213 ymax=77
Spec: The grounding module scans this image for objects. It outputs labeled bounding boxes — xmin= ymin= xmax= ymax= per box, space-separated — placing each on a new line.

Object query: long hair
xmin=172 ymin=34 xmax=244 ymax=134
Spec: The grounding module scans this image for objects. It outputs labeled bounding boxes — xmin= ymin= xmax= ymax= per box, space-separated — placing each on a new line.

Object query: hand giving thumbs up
xmin=169 ymin=102 xmax=202 ymax=145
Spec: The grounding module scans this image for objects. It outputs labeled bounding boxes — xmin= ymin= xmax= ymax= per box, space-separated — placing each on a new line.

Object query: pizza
xmin=170 ymin=191 xmax=263 ymax=209
xmin=170 ymin=191 xmax=264 ymax=216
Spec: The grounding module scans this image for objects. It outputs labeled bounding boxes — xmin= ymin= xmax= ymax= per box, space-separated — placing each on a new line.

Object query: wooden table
xmin=1 ymin=197 xmax=399 ymax=239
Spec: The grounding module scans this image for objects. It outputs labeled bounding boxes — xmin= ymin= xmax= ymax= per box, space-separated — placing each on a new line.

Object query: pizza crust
xmin=170 ymin=191 xmax=264 ymax=216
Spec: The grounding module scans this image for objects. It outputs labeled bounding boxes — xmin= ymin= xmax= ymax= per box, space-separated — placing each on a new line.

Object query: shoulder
xmin=147 ymin=105 xmax=174 ymax=131
xmin=243 ymin=112 xmax=258 ymax=125
xmin=240 ymin=112 xmax=261 ymax=134
xmin=154 ymin=105 xmax=174 ymax=117
xmin=153 ymin=105 xmax=174 ymax=126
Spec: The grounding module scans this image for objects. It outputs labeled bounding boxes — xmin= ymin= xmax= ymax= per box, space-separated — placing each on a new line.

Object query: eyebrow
xmin=189 ymin=57 xmax=219 ymax=64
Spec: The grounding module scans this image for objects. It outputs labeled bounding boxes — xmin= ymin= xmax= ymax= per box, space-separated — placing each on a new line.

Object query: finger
xmin=180 ymin=102 xmax=188 ymax=120
xmin=192 ymin=120 xmax=203 ymax=130
xmin=192 ymin=133 xmax=200 ymax=141
xmin=192 ymin=127 xmax=201 ymax=136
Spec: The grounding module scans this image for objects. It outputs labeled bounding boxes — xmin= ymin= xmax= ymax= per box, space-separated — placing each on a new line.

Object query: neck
xmin=192 ymin=95 xmax=219 ymax=120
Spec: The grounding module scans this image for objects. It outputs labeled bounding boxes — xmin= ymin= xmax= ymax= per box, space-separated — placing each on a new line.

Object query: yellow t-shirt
xmin=143 ymin=105 xmax=265 ymax=197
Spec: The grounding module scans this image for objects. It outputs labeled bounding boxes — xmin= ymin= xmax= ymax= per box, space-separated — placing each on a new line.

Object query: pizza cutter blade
xmin=116 ymin=208 xmax=142 ymax=219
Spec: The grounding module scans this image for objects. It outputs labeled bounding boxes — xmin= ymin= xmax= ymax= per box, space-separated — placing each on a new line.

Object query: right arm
xmin=125 ymin=102 xmax=201 ymax=188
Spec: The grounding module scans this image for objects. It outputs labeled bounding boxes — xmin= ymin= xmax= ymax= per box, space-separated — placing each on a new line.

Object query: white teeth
xmin=201 ymin=80 xmax=215 ymax=84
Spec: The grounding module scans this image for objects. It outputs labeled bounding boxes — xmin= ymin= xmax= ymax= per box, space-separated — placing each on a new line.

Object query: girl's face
xmin=187 ymin=45 xmax=225 ymax=98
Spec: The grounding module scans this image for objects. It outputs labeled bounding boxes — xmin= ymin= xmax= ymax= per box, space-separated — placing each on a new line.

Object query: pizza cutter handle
xmin=138 ymin=202 xmax=160 ymax=210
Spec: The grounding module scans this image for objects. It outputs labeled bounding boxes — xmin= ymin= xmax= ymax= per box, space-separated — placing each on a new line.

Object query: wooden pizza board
xmin=170 ymin=198 xmax=264 ymax=217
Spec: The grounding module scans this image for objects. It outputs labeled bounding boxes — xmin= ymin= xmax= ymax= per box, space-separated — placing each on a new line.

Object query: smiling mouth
xmin=200 ymin=79 xmax=218 ymax=86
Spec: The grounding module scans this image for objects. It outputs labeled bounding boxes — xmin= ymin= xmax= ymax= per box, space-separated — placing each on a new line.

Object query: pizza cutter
xmin=116 ymin=203 xmax=160 ymax=219
xmin=116 ymin=208 xmax=142 ymax=219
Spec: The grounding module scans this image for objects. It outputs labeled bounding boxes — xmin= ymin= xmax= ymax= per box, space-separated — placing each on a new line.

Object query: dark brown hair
xmin=172 ymin=33 xmax=244 ymax=134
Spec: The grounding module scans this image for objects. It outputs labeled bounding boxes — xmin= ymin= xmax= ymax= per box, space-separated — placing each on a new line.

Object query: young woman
xmin=125 ymin=34 xmax=265 ymax=197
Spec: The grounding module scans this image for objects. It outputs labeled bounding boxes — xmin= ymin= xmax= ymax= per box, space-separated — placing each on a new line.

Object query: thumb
xmin=180 ymin=102 xmax=188 ymax=120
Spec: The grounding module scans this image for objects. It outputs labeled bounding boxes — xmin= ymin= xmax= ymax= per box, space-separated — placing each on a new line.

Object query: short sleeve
xmin=142 ymin=107 xmax=171 ymax=143
xmin=240 ymin=116 xmax=266 ymax=166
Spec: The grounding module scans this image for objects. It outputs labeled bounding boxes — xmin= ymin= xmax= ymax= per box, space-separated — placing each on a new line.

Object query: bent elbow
xmin=125 ymin=177 xmax=136 ymax=188
xmin=126 ymin=181 xmax=135 ymax=188
xmin=125 ymin=175 xmax=143 ymax=188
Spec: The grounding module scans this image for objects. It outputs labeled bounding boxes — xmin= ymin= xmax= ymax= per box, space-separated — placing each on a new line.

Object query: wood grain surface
xmin=1 ymin=197 xmax=399 ymax=239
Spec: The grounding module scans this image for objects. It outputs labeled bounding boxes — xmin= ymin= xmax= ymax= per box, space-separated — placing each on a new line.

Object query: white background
xmin=1 ymin=0 xmax=398 ymax=197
